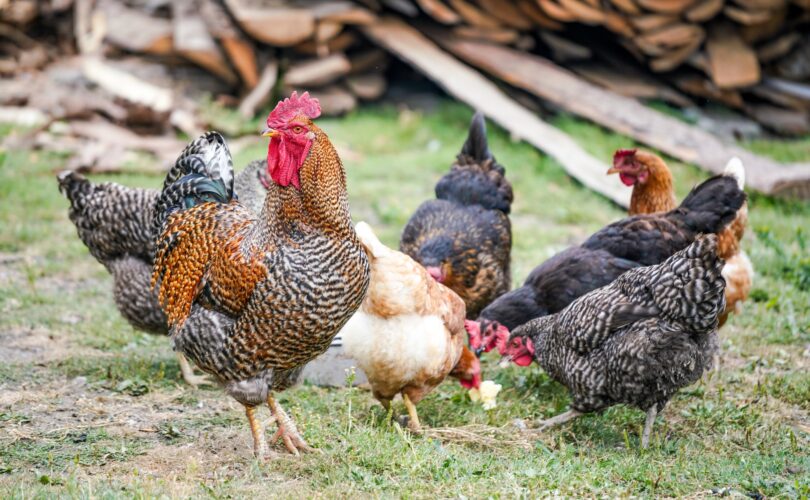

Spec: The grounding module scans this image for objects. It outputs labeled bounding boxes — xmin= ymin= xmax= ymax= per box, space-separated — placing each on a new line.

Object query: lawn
xmin=0 ymin=102 xmax=808 ymax=498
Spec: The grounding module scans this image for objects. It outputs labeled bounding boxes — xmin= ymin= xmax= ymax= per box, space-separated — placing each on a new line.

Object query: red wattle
xmin=512 ymin=354 xmax=534 ymax=367
xmin=619 ymin=172 xmax=637 ymax=186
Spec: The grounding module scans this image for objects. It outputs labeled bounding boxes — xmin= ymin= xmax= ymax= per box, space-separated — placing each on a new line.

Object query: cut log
xmin=97 ymin=0 xmax=172 ymax=55
xmin=362 ymin=18 xmax=631 ymax=206
xmin=345 ymin=73 xmax=387 ymax=100
xmin=756 ymin=31 xmax=800 ymax=62
xmin=454 ymin=26 xmax=520 ymax=44
xmin=308 ymin=85 xmax=357 ymax=116
xmin=556 ymin=0 xmax=607 ymax=24
xmin=674 ymin=74 xmax=744 ymax=108
xmin=629 ymin=14 xmax=678 ymax=32
xmin=476 ymin=0 xmax=534 ymax=29
xmin=609 ymin=0 xmax=643 ymax=15
xmin=224 ymin=0 xmax=315 ymax=46
xmin=415 ymin=0 xmax=461 ymax=24
xmin=637 ymin=24 xmax=704 ymax=48
xmin=724 ymin=5 xmax=772 ymax=24
xmin=172 ymin=0 xmax=238 ymax=85
xmin=649 ymin=34 xmax=704 ymax=72
xmin=706 ymin=23 xmax=761 ymax=89
xmin=571 ymin=62 xmax=693 ymax=106
xmin=685 ymin=0 xmax=724 ymax=21
xmin=433 ymin=33 xmax=810 ymax=198
xmin=316 ymin=21 xmax=343 ymax=42
xmin=537 ymin=0 xmax=577 ymax=22
xmin=200 ymin=0 xmax=258 ymax=87
xmin=635 ymin=0 xmax=697 ymax=13
xmin=447 ymin=0 xmax=501 ymax=28
xmin=284 ymin=53 xmax=351 ymax=87
xmin=516 ymin=0 xmax=563 ymax=30
xmin=311 ymin=2 xmax=377 ymax=24
xmin=238 ymin=61 xmax=278 ymax=117
xmin=603 ymin=12 xmax=635 ymax=37
xmin=295 ymin=31 xmax=357 ymax=56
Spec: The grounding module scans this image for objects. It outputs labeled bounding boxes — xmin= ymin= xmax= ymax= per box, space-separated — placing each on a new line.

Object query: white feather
xmin=723 ymin=157 xmax=745 ymax=190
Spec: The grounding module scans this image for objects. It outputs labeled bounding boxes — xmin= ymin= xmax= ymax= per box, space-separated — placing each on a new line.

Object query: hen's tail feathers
xmin=459 ymin=112 xmax=492 ymax=163
xmin=355 ymin=221 xmax=387 ymax=259
xmin=152 ymin=132 xmax=235 ymax=237
xmin=619 ymin=235 xmax=726 ymax=333
xmin=435 ymin=113 xmax=513 ymax=213
xmin=723 ymin=157 xmax=745 ymax=190
xmin=675 ymin=168 xmax=747 ymax=234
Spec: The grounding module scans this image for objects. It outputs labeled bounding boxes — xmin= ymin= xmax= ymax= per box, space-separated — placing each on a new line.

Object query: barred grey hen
xmin=495 ymin=235 xmax=725 ymax=448
xmin=57 ymin=140 xmax=269 ymax=387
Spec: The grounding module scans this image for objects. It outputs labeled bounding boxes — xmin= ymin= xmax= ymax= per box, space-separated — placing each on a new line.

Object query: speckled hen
xmin=494 ymin=235 xmax=725 ymax=448
xmin=400 ymin=112 xmax=512 ymax=319
xmin=151 ymin=92 xmax=370 ymax=459
xmin=57 ymin=158 xmax=269 ymax=386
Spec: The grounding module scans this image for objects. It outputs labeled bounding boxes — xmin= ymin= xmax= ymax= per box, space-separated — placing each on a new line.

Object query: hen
xmin=494 ymin=235 xmax=725 ymax=448
xmin=400 ymin=112 xmax=512 ymax=318
xmin=469 ymin=167 xmax=746 ymax=352
xmin=57 ymin=160 xmax=269 ymax=386
xmin=151 ymin=92 xmax=369 ymax=459
xmin=342 ymin=222 xmax=481 ymax=432
xmin=608 ymin=150 xmax=752 ymax=326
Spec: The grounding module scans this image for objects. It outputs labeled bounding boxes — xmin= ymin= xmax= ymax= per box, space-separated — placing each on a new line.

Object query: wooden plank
xmin=361 ymin=18 xmax=631 ymax=207
xmin=224 ymin=0 xmax=315 ymax=46
xmin=706 ymin=23 xmax=760 ymax=89
xmin=432 ymin=33 xmax=810 ymax=198
xmin=284 ymin=53 xmax=351 ymax=87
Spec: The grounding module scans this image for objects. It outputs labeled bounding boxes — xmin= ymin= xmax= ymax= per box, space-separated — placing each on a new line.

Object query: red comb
xmin=267 ymin=91 xmax=321 ymax=128
xmin=613 ymin=149 xmax=637 ymax=163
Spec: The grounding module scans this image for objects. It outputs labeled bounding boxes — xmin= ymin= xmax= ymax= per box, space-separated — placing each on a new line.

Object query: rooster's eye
xmin=292 ymin=126 xmax=304 ymax=134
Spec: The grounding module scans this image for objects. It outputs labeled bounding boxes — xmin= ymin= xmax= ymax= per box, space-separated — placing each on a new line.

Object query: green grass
xmin=0 ymin=102 xmax=808 ymax=497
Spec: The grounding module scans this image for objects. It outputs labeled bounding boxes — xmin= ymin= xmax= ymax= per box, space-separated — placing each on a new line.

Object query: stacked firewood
xmin=409 ymin=0 xmax=810 ymax=135
xmin=1 ymin=0 xmax=809 ymax=186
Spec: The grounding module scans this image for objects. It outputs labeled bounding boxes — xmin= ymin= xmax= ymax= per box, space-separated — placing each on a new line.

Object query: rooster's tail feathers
xmin=460 ymin=112 xmax=492 ymax=163
xmin=163 ymin=131 xmax=234 ymax=196
xmin=153 ymin=132 xmax=235 ymax=237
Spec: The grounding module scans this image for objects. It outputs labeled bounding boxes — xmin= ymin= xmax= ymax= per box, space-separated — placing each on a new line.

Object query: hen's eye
xmin=292 ymin=126 xmax=304 ymax=134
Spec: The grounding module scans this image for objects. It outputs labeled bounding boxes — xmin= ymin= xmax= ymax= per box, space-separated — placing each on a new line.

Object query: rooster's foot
xmin=244 ymin=405 xmax=279 ymax=461
xmin=531 ymin=409 xmax=582 ymax=432
xmin=267 ymin=395 xmax=319 ymax=456
xmin=176 ymin=352 xmax=213 ymax=388
xmin=401 ymin=393 xmax=422 ymax=433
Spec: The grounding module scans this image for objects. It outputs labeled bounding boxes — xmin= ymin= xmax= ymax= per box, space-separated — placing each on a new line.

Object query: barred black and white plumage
xmin=57 ymin=147 xmax=270 ymax=384
xmin=503 ymin=235 xmax=725 ymax=447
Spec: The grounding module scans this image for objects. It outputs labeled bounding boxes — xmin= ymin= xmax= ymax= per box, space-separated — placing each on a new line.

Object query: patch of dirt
xmin=0 ymin=326 xmax=94 ymax=365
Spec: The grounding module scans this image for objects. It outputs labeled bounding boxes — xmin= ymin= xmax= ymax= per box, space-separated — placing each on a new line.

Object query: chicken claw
xmin=531 ymin=409 xmax=582 ymax=432
xmin=176 ymin=352 xmax=213 ymax=388
xmin=641 ymin=404 xmax=658 ymax=449
xmin=267 ymin=395 xmax=319 ymax=455
xmin=402 ymin=394 xmax=422 ymax=433
xmin=245 ymin=405 xmax=273 ymax=460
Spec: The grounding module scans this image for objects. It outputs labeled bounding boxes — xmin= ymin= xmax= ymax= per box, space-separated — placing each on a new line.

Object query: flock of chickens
xmin=57 ymin=91 xmax=751 ymax=459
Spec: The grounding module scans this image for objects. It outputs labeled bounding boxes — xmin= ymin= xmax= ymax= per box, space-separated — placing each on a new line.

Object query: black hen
xmin=471 ymin=169 xmax=745 ymax=350
xmin=498 ymin=235 xmax=725 ymax=448
xmin=400 ymin=112 xmax=513 ymax=318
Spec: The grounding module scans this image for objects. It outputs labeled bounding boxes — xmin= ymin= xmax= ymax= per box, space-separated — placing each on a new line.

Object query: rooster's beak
xmin=261 ymin=128 xmax=278 ymax=138
xmin=606 ymin=166 xmax=620 ymax=175
xmin=474 ymin=346 xmax=484 ymax=358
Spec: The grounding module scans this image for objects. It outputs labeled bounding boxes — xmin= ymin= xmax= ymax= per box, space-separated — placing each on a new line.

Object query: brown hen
xmin=608 ymin=149 xmax=752 ymax=326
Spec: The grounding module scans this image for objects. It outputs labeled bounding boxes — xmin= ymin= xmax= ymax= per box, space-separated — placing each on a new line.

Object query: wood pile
xmin=1 ymin=0 xmax=809 ymax=199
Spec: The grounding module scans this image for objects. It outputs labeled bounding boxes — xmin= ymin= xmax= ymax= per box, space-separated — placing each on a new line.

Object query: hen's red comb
xmin=267 ymin=91 xmax=321 ymax=128
xmin=613 ymin=148 xmax=637 ymax=163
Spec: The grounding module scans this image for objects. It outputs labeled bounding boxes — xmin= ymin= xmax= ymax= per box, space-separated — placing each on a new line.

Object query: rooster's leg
xmin=402 ymin=394 xmax=421 ymax=433
xmin=267 ymin=394 xmax=317 ymax=455
xmin=245 ymin=405 xmax=269 ymax=460
xmin=532 ymin=409 xmax=582 ymax=431
xmin=641 ymin=404 xmax=658 ymax=449
xmin=175 ymin=352 xmax=212 ymax=387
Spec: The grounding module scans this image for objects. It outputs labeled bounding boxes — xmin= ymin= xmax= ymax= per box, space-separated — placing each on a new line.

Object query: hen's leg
xmin=175 ymin=352 xmax=212 ymax=387
xmin=641 ymin=404 xmax=658 ymax=449
xmin=532 ymin=409 xmax=582 ymax=431
xmin=402 ymin=393 xmax=422 ymax=433
xmin=244 ymin=405 xmax=269 ymax=460
xmin=267 ymin=394 xmax=317 ymax=455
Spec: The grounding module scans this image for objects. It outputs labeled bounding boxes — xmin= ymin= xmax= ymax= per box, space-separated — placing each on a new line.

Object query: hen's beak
xmin=261 ymin=127 xmax=278 ymax=138
xmin=474 ymin=346 xmax=484 ymax=358
xmin=606 ymin=166 xmax=620 ymax=175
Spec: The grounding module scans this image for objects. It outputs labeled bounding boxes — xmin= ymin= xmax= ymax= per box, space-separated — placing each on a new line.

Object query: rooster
xmin=493 ymin=235 xmax=725 ymax=448
xmin=57 ymin=160 xmax=269 ymax=386
xmin=469 ymin=167 xmax=746 ymax=353
xmin=151 ymin=92 xmax=370 ymax=459
xmin=608 ymin=150 xmax=752 ymax=326
xmin=400 ymin=112 xmax=512 ymax=319
xmin=341 ymin=222 xmax=481 ymax=432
